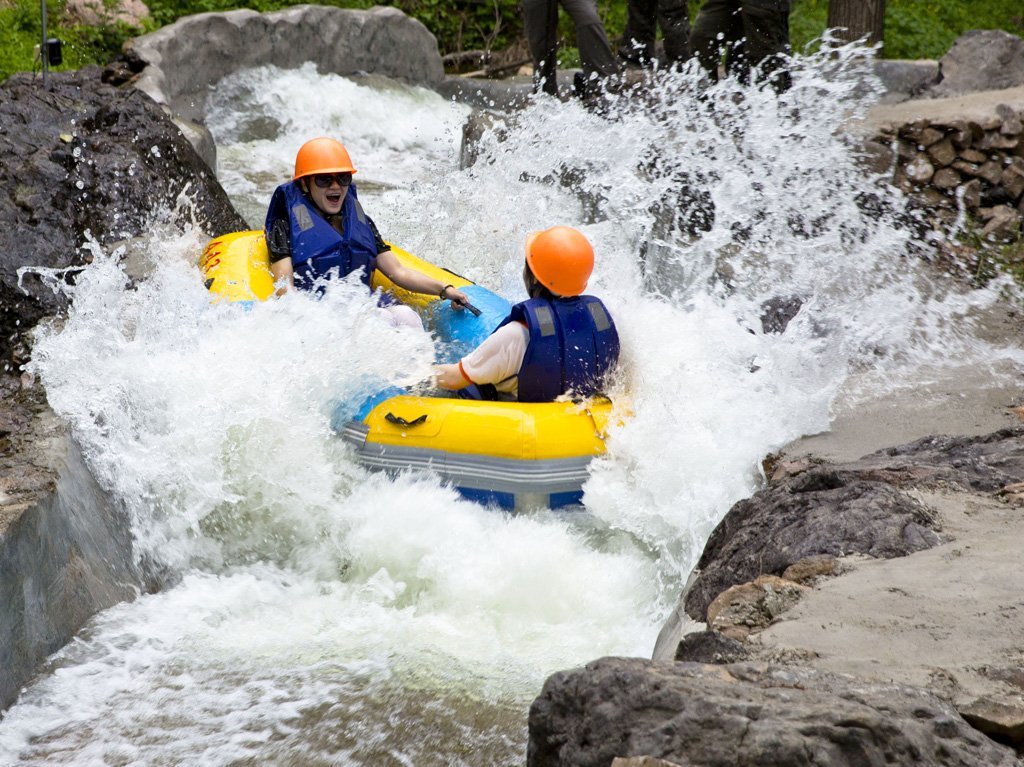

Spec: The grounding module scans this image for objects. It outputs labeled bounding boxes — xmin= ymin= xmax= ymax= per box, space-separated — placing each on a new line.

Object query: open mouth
xmin=325 ymin=192 xmax=343 ymax=206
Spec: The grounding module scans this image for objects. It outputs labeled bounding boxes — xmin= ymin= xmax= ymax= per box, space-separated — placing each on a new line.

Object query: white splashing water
xmin=2 ymin=49 xmax=1021 ymax=764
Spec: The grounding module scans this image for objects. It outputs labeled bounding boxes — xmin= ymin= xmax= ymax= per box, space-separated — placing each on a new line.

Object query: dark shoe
xmin=573 ymin=71 xmax=602 ymax=100
xmin=617 ymin=52 xmax=651 ymax=70
xmin=617 ymin=40 xmax=654 ymax=69
xmin=572 ymin=71 xmax=587 ymax=99
xmin=573 ymin=72 xmax=622 ymax=117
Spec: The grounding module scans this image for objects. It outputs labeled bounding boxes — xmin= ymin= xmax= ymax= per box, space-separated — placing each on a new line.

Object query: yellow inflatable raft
xmin=199 ymin=230 xmax=616 ymax=510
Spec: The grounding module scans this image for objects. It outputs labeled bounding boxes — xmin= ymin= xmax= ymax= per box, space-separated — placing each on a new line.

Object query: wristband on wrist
xmin=440 ymin=284 xmax=454 ymax=299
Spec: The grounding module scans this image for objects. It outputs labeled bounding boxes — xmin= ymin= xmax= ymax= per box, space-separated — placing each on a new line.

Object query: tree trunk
xmin=828 ymin=0 xmax=885 ymax=51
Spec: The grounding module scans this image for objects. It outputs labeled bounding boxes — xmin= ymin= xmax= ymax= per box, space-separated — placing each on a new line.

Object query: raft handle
xmin=453 ymin=297 xmax=482 ymax=317
xmin=385 ymin=412 xmax=428 ymax=427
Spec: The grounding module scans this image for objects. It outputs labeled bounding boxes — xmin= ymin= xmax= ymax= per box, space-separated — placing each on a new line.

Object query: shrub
xmin=3 ymin=0 xmax=1024 ymax=82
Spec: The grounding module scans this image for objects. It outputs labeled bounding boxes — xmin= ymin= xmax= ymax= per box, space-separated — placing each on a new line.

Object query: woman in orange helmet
xmin=435 ymin=226 xmax=619 ymax=402
xmin=264 ymin=137 xmax=468 ymax=326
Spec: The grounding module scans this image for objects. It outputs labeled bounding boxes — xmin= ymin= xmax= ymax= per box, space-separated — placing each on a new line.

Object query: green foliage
xmin=64 ymin=21 xmax=147 ymax=67
xmin=392 ymin=0 xmax=522 ymax=54
xmin=145 ymin=0 xmax=525 ymax=54
xmin=788 ymin=0 xmax=1024 ymax=59
xmin=789 ymin=0 xmax=828 ymax=53
xmin=958 ymin=219 xmax=1024 ymax=288
xmin=598 ymin=0 xmax=628 ymax=38
xmin=0 ymin=0 xmax=150 ymax=81
xmin=1 ymin=0 xmax=37 ymax=80
xmin=884 ymin=0 xmax=1024 ymax=59
xmin=3 ymin=0 xmax=1024 ymax=81
xmin=144 ymin=0 xmax=371 ymax=26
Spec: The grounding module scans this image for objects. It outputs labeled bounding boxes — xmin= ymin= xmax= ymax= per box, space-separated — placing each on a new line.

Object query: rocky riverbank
xmin=525 ymin=31 xmax=1024 ymax=767
xmin=530 ymin=425 xmax=1024 ymax=766
xmin=0 ymin=6 xmax=467 ymax=718
xmin=1 ymin=7 xmax=1023 ymax=764
xmin=0 ymin=376 xmax=145 ymax=711
xmin=0 ymin=63 xmax=245 ymax=712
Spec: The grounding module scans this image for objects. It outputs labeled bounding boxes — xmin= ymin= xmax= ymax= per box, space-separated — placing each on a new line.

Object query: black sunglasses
xmin=312 ymin=173 xmax=353 ymax=189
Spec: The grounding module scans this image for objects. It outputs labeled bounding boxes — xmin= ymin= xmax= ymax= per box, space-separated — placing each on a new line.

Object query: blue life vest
xmin=264 ymin=180 xmax=380 ymax=293
xmin=496 ymin=295 xmax=620 ymax=403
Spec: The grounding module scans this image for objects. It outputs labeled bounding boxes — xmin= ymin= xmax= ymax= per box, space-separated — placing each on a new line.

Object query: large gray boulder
xmin=0 ymin=66 xmax=246 ymax=369
xmin=682 ymin=428 xmax=1024 ymax=622
xmin=128 ymin=6 xmax=445 ymax=122
xmin=872 ymin=59 xmax=938 ymax=102
xmin=682 ymin=468 xmax=943 ymax=622
xmin=929 ymin=30 xmax=1024 ymax=98
xmin=528 ymin=658 xmax=1021 ymax=767
xmin=1 ymin=379 xmax=145 ymax=712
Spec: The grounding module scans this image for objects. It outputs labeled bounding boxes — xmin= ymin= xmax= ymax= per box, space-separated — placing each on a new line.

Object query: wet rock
xmin=1 ymin=379 xmax=145 ymax=712
xmin=933 ymin=167 xmax=961 ymax=190
xmin=952 ymin=161 xmax=982 ymax=181
xmin=905 ymin=155 xmax=935 ymax=184
xmin=980 ymin=205 xmax=1022 ymax=240
xmin=896 ymin=138 xmax=918 ymax=159
xmin=0 ymin=67 xmax=246 ymax=370
xmin=834 ymin=428 xmax=1024 ymax=493
xmin=128 ymin=6 xmax=444 ymax=161
xmin=899 ymin=119 xmax=931 ymax=144
xmin=1000 ymin=157 xmax=1024 ymax=199
xmin=977 ymin=159 xmax=1006 ymax=186
xmin=919 ymin=186 xmax=956 ymax=209
xmin=758 ymin=295 xmax=802 ymax=334
xmin=959 ymin=698 xmax=1024 ymax=747
xmin=960 ymin=148 xmax=988 ymax=164
xmin=980 ymin=132 xmax=1021 ymax=152
xmin=857 ymin=139 xmax=893 ymax=175
xmin=437 ymin=76 xmax=532 ymax=112
xmin=765 ymin=455 xmax=819 ymax=483
xmin=781 ymin=554 xmax=839 ymax=584
xmin=686 ymin=429 xmax=1024 ymax=622
xmin=947 ymin=120 xmax=974 ymax=148
xmin=706 ymin=575 xmax=809 ymax=640
xmin=527 ymin=659 xmax=1021 ymax=767
xmin=64 ymin=0 xmax=149 ymax=27
xmin=683 ymin=468 xmax=943 ymax=622
xmin=984 ymin=668 xmax=1024 ymax=692
xmin=999 ymin=104 xmax=1024 ymax=136
xmin=674 ymin=630 xmax=750 ymax=664
xmin=930 ymin=31 xmax=1024 ymax=98
xmin=927 ymin=137 xmax=957 ymax=167
xmin=459 ymin=109 xmax=513 ymax=170
xmin=921 ymin=127 xmax=946 ymax=147
xmin=873 ymin=59 xmax=938 ymax=102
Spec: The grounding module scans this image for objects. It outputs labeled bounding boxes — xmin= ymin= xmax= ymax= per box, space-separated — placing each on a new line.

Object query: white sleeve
xmin=459 ymin=322 xmax=529 ymax=386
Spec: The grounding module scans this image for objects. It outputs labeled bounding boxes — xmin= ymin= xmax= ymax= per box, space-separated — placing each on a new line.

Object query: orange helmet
xmin=293 ymin=137 xmax=357 ymax=180
xmin=525 ymin=226 xmax=594 ymax=297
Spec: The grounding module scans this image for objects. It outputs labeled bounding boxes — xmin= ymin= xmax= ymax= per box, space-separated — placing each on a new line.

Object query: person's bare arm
xmin=435 ymin=362 xmax=472 ymax=390
xmin=270 ymin=257 xmax=294 ymax=296
xmin=376 ymin=250 xmax=469 ymax=308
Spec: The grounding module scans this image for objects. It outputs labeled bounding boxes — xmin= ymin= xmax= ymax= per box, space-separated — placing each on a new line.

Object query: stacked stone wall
xmin=878 ymin=104 xmax=1024 ymax=241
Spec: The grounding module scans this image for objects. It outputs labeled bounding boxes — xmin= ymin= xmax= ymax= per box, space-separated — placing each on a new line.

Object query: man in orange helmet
xmin=435 ymin=226 xmax=619 ymax=402
xmin=264 ymin=137 xmax=468 ymax=327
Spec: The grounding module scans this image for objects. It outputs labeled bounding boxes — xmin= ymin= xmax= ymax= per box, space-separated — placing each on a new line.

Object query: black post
xmin=40 ymin=0 xmax=48 ymax=87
